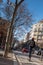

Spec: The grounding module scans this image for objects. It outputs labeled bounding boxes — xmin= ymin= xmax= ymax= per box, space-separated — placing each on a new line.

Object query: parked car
xmin=22 ymin=48 xmax=29 ymax=53
xmin=37 ymin=48 xmax=43 ymax=55
xmin=0 ymin=45 xmax=5 ymax=50
xmin=37 ymin=49 xmax=41 ymax=55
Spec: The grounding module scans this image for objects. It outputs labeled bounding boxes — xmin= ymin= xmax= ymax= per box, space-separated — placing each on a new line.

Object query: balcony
xmin=38 ymin=29 xmax=43 ymax=32
xmin=37 ymin=39 xmax=43 ymax=43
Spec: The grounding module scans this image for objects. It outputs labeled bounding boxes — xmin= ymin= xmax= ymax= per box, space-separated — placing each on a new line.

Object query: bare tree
xmin=4 ymin=0 xmax=24 ymax=57
xmin=12 ymin=2 xmax=32 ymax=41
xmin=0 ymin=0 xmax=32 ymax=57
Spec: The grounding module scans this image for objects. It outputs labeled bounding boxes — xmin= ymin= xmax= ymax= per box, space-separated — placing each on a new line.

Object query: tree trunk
xmin=4 ymin=27 xmax=10 ymax=57
xmin=4 ymin=0 xmax=24 ymax=57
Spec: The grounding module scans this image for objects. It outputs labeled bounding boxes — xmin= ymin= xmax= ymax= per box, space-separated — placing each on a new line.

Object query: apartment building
xmin=0 ymin=17 xmax=10 ymax=49
xmin=29 ymin=20 xmax=43 ymax=47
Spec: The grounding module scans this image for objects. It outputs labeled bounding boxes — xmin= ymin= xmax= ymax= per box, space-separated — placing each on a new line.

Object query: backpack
xmin=30 ymin=40 xmax=35 ymax=48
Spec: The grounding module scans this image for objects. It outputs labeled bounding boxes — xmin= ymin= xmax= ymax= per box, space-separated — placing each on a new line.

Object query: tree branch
xmin=17 ymin=0 xmax=24 ymax=7
xmin=15 ymin=0 xmax=18 ymax=5
xmin=15 ymin=16 xmax=20 ymax=22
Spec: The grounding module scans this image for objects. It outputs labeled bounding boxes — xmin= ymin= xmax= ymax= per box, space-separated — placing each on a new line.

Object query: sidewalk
xmin=8 ymin=53 xmax=20 ymax=65
xmin=0 ymin=51 xmax=19 ymax=65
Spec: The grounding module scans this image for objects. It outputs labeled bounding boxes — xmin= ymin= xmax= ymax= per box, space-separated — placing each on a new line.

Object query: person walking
xmin=29 ymin=37 xmax=35 ymax=61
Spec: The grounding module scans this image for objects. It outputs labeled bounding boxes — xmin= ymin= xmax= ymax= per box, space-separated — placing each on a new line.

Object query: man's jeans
xmin=29 ymin=47 xmax=32 ymax=58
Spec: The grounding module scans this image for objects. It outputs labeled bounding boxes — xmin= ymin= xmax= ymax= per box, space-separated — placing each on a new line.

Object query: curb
xmin=15 ymin=55 xmax=22 ymax=65
xmin=13 ymin=54 xmax=21 ymax=65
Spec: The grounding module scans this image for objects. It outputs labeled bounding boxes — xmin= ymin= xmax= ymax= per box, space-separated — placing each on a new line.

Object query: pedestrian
xmin=29 ymin=37 xmax=35 ymax=61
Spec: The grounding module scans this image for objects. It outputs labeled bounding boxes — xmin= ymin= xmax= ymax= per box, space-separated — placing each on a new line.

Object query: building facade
xmin=29 ymin=20 xmax=43 ymax=47
xmin=0 ymin=17 xmax=10 ymax=49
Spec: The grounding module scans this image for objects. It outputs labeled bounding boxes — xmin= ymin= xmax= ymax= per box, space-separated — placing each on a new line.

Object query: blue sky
xmin=9 ymin=0 xmax=43 ymax=24
xmin=1 ymin=0 xmax=43 ymax=23
xmin=25 ymin=0 xmax=43 ymax=23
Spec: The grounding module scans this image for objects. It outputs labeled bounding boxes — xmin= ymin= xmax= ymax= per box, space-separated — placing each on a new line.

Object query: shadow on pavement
xmin=0 ymin=57 xmax=14 ymax=65
xmin=22 ymin=63 xmax=37 ymax=65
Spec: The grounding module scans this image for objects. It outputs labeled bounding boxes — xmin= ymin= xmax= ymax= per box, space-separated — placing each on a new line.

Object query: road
xmin=13 ymin=50 xmax=43 ymax=65
xmin=13 ymin=50 xmax=41 ymax=58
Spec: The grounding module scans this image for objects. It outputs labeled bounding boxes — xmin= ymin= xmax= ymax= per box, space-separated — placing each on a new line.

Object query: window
xmin=38 ymin=32 xmax=41 ymax=35
xmin=38 ymin=36 xmax=42 ymax=40
xmin=34 ymin=34 xmax=36 ymax=36
xmin=42 ymin=36 xmax=43 ymax=38
xmin=34 ymin=28 xmax=37 ymax=32
xmin=42 ymin=24 xmax=43 ymax=26
xmin=38 ymin=28 xmax=42 ymax=32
